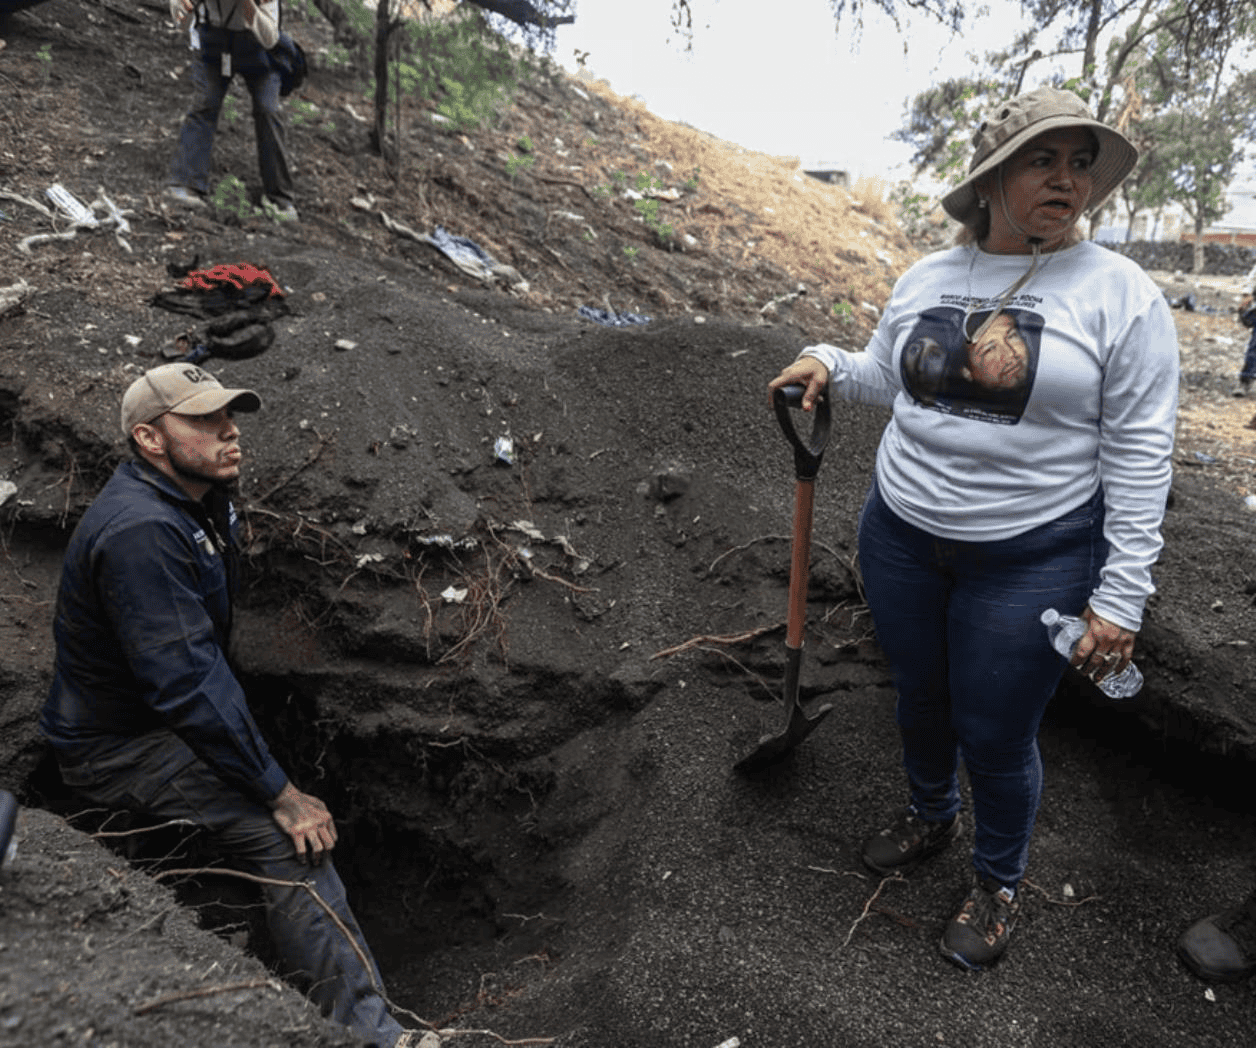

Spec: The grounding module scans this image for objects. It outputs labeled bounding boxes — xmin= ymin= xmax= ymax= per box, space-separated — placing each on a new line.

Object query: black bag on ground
xmin=1239 ymin=295 xmax=1256 ymax=329
xmin=269 ymin=31 xmax=306 ymax=96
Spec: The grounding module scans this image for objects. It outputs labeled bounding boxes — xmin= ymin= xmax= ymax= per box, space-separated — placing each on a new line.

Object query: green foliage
xmin=209 ymin=176 xmax=293 ymax=224
xmin=888 ymin=182 xmax=933 ymax=240
xmin=384 ymin=8 xmax=535 ymax=133
xmin=210 ymin=175 xmax=255 ymax=222
xmin=621 ymin=245 xmax=640 ymax=261
xmin=35 ymin=43 xmax=52 ymax=87
xmin=633 ymin=196 xmax=674 ymax=247
xmin=831 ymin=301 xmax=855 ymax=323
xmin=682 ymin=167 xmax=701 ymax=192
xmin=321 ymin=42 xmax=355 ymax=72
xmin=221 ymin=91 xmax=240 ymax=127
xmin=634 ymin=197 xmax=661 ymax=223
xmin=505 ymin=152 xmax=535 ymax=180
xmin=893 ymin=77 xmax=1001 ymax=184
xmin=260 ymin=196 xmax=298 ymax=222
xmin=289 ymin=98 xmax=315 ymax=126
xmin=516 ymin=134 xmax=534 ymax=153
xmin=634 ymin=171 xmax=666 ymax=193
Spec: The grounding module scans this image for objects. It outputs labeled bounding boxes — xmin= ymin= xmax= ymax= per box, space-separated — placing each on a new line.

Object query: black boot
xmin=1178 ymin=886 xmax=1256 ymax=982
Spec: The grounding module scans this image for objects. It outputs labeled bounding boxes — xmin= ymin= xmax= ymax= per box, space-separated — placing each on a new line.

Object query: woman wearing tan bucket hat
xmin=769 ymin=86 xmax=1179 ymax=970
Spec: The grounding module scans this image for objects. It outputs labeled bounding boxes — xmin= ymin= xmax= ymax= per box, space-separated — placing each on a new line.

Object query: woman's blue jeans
xmin=857 ymin=479 xmax=1107 ymax=888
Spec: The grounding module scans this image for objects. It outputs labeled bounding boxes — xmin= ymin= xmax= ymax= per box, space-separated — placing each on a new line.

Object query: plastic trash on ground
xmin=577 ymin=305 xmax=652 ymax=327
xmin=46 ymin=183 xmax=98 ymax=227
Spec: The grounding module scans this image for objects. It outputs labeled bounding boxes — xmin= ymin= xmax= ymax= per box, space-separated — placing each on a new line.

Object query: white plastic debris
xmin=494 ymin=436 xmax=515 ymax=465
xmin=441 ymin=586 xmax=468 ymax=604
xmin=19 ymin=184 xmax=133 ymax=253
xmin=0 ymin=480 xmax=17 ymax=507
xmin=354 ymin=553 xmax=385 ymax=569
xmin=0 ymin=279 xmax=31 ymax=319
xmin=46 ymin=183 xmax=98 ymax=227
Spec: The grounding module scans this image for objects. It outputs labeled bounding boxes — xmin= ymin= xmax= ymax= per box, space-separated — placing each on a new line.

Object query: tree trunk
xmin=305 ymin=0 xmax=367 ymax=48
xmin=371 ymin=0 xmax=393 ymax=158
xmin=1194 ymin=217 xmax=1206 ymax=274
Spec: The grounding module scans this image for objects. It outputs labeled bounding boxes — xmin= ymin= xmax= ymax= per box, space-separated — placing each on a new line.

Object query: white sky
xmin=552 ymin=0 xmax=1036 ymax=181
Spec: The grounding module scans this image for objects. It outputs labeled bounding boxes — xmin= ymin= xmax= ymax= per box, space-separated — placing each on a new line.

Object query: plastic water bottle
xmin=1040 ymin=608 xmax=1144 ymax=699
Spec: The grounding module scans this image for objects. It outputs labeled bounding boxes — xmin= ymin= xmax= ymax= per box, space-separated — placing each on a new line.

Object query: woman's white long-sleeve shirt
xmin=801 ymin=240 xmax=1179 ymax=632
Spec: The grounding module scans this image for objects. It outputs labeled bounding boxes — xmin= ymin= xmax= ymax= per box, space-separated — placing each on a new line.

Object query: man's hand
xmin=270 ymin=782 xmax=337 ymax=864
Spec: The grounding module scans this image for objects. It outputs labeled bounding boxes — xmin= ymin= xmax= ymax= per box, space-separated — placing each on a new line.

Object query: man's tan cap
xmin=121 ymin=363 xmax=261 ymax=437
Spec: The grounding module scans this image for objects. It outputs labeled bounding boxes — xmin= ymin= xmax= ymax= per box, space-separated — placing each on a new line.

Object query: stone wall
xmin=1105 ymin=239 xmax=1256 ymax=277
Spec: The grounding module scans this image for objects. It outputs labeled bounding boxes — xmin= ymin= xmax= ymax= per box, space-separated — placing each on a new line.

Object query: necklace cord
xmin=968 ymin=240 xmax=1042 ymax=346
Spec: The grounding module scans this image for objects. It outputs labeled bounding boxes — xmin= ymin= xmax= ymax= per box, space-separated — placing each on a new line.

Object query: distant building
xmin=802 ymin=166 xmax=849 ymax=188
xmin=1189 ymin=175 xmax=1256 ymax=245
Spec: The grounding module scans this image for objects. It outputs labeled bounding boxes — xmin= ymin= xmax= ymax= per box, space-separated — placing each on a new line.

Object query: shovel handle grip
xmin=773 ymin=384 xmax=831 ymax=481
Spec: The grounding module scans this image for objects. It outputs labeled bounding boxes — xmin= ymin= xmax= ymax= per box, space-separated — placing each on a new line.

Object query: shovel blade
xmin=734 ymin=701 xmax=835 ymax=773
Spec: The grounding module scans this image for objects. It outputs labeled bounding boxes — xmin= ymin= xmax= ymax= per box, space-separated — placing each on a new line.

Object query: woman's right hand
xmin=768 ymin=357 xmax=830 ymax=413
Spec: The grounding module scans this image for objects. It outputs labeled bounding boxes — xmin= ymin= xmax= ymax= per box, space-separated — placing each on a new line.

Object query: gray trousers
xmin=58 ymin=730 xmax=404 ymax=1048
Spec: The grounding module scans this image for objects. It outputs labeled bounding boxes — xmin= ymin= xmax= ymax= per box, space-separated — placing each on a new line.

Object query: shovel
xmin=735 ymin=383 xmax=835 ymax=772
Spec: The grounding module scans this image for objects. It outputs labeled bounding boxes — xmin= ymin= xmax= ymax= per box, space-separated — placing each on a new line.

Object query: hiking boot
xmin=163 ymin=185 xmax=206 ymax=210
xmin=1232 ymin=380 xmax=1252 ymax=397
xmin=1177 ymin=888 xmax=1256 ymax=983
xmin=862 ymin=806 xmax=961 ymax=875
xmin=263 ymin=197 xmax=299 ymax=222
xmin=940 ymin=874 xmax=1021 ymax=971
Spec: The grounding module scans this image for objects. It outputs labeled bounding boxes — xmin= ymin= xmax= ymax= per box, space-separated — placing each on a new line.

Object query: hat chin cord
xmin=967 ymin=174 xmax=1044 ymax=346
xmin=967 ymin=169 xmax=1058 ymax=347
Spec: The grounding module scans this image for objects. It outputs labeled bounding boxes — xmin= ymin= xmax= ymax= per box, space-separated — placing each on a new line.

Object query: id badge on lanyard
xmin=221 ymin=50 xmax=231 ymax=77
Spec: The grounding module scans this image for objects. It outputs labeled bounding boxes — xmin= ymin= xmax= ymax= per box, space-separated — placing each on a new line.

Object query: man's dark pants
xmin=58 ymin=730 xmax=403 ymax=1047
xmin=169 ymin=26 xmax=295 ymax=207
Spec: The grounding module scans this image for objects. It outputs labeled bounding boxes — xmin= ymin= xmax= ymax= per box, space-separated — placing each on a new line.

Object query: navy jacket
xmin=40 ymin=459 xmax=288 ymax=805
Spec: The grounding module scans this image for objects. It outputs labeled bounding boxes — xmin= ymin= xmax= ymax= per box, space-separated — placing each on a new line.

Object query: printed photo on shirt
xmin=900 ymin=305 xmax=1043 ymax=424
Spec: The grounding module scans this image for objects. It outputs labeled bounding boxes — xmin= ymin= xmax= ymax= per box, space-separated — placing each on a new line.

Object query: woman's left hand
xmin=1072 ymin=607 xmax=1137 ymax=683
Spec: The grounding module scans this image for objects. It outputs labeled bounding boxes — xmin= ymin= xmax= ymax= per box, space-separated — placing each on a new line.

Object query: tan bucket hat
xmin=941 ymin=86 xmax=1139 ymax=228
xmin=121 ymin=363 xmax=260 ymax=437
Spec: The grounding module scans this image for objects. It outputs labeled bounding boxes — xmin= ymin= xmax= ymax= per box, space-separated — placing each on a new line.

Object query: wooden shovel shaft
xmin=786 ymin=477 xmax=816 ymax=651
